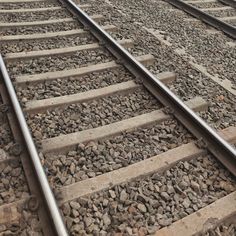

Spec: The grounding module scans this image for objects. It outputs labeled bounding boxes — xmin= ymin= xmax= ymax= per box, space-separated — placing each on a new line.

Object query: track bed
xmin=0 ymin=0 xmax=235 ymax=235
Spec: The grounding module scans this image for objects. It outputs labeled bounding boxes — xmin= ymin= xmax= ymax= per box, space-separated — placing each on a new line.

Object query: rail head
xmin=0 ymin=54 xmax=69 ymax=236
xmin=61 ymin=0 xmax=236 ymax=175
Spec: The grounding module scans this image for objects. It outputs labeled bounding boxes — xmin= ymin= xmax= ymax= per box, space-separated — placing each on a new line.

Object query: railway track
xmin=0 ymin=0 xmax=236 ymax=235
xmin=166 ymin=0 xmax=236 ymax=38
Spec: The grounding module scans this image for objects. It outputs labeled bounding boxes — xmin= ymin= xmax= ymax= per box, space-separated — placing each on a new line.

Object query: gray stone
xmin=71 ymin=223 xmax=84 ymax=233
xmin=167 ymin=185 xmax=175 ymax=194
xmin=11 ymin=167 xmax=21 ymax=177
xmin=183 ymin=162 xmax=190 ymax=170
xmin=84 ymin=217 xmax=93 ymax=227
xmin=103 ymin=199 xmax=109 ymax=206
xmin=62 ymin=203 xmax=71 ymax=216
xmin=179 ymin=180 xmax=188 ymax=190
xmin=109 ymin=190 xmax=116 ymax=199
xmin=70 ymin=163 xmax=76 ymax=175
xmin=159 ymin=218 xmax=172 ymax=227
xmin=72 ymin=209 xmax=79 ymax=217
xmin=182 ymin=198 xmax=191 ymax=209
xmin=126 ymin=227 xmax=133 ymax=235
xmin=191 ymin=181 xmax=200 ymax=193
xmin=155 ymin=185 xmax=160 ymax=192
xmin=160 ymin=192 xmax=170 ymax=201
xmin=70 ymin=201 xmax=81 ymax=210
xmin=137 ymin=203 xmax=147 ymax=213
xmin=0 ymin=149 xmax=7 ymax=161
xmin=103 ymin=213 xmax=111 ymax=226
xmin=120 ymin=189 xmax=128 ymax=202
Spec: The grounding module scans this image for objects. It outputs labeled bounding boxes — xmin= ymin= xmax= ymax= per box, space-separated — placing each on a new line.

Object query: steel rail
xmin=165 ymin=0 xmax=236 ymax=39
xmin=61 ymin=0 xmax=236 ymax=175
xmin=219 ymin=0 xmax=236 ymax=8
xmin=0 ymin=54 xmax=69 ymax=236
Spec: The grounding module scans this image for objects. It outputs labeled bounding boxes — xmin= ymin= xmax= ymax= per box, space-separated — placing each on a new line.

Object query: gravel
xmin=44 ymin=119 xmax=193 ymax=187
xmin=104 ymin=0 xmax=236 ymax=84
xmin=17 ymin=68 xmax=134 ymax=101
xmin=0 ymin=100 xmax=42 ymax=235
xmin=0 ymin=33 xmax=96 ymax=54
xmin=27 ymin=88 xmax=162 ymax=139
xmin=202 ymin=222 xmax=236 ymax=236
xmin=190 ymin=2 xmax=225 ymax=8
xmin=0 ymin=21 xmax=83 ymax=36
xmin=61 ymin=154 xmax=236 ymax=235
xmin=0 ymin=99 xmax=30 ymax=212
xmin=207 ymin=10 xmax=236 ymax=18
xmin=0 ymin=99 xmax=29 ymax=204
xmin=0 ymin=9 xmax=72 ymax=22
xmin=0 ymin=159 xmax=29 ymax=205
xmin=0 ymin=2 xmax=59 ymax=10
xmin=1 ymin=2 xmax=235 ymax=235
xmin=0 ymin=209 xmax=43 ymax=236
xmin=0 ymin=101 xmax=15 ymax=157
xmin=0 ymin=121 xmax=13 ymax=154
xmin=7 ymin=48 xmax=113 ymax=76
xmin=0 ymin=122 xmax=15 ymax=158
xmin=85 ymin=0 xmax=236 ymax=129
